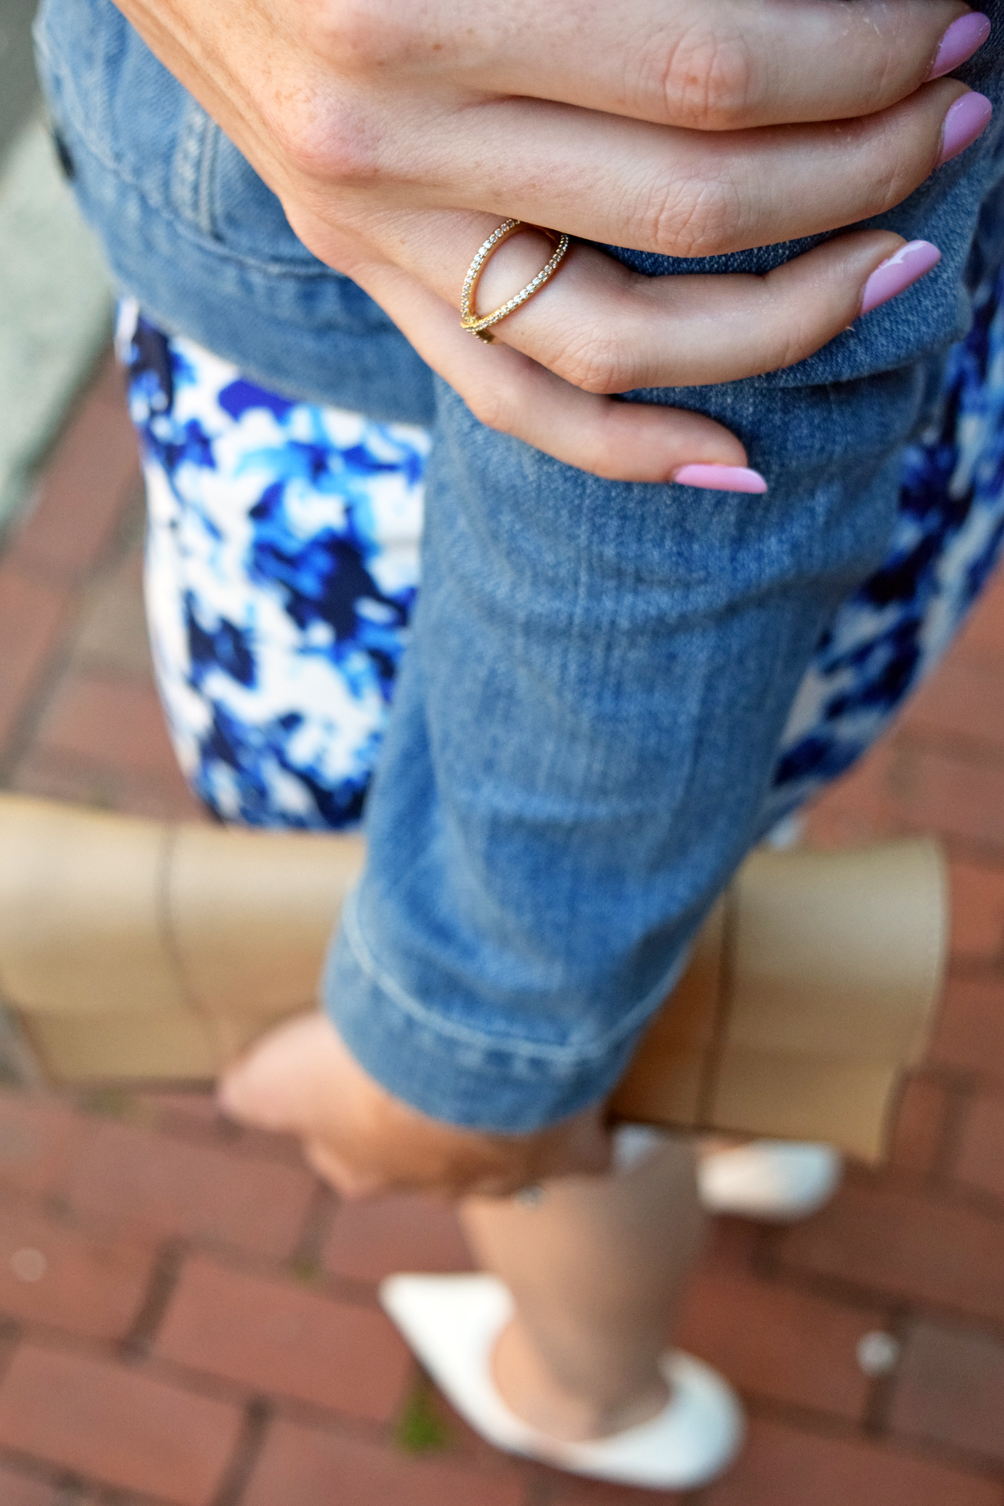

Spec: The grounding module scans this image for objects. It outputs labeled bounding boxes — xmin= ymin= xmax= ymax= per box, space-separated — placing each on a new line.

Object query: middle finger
xmin=344 ymin=78 xmax=987 ymax=259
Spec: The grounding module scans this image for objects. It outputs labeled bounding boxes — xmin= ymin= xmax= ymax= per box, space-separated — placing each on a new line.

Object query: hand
xmin=218 ymin=1012 xmax=612 ymax=1198
xmin=111 ymin=0 xmax=991 ymax=479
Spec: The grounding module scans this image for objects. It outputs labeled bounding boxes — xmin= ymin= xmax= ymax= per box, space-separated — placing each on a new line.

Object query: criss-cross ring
xmin=460 ymin=220 xmax=571 ymax=342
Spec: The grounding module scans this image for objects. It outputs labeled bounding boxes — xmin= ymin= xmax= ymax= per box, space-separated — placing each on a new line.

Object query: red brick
xmin=0 ymin=563 xmax=72 ymax=754
xmin=777 ymin=1180 xmax=1004 ymax=1324
xmin=0 ymin=1091 xmax=85 ymax=1199
xmin=930 ymin=975 xmax=1004 ymax=1085
xmin=244 ymin=1418 xmax=524 ymax=1506
xmin=133 ymin=1089 xmax=223 ymax=1135
xmin=85 ymin=347 xmax=130 ymax=410
xmin=155 ymin=1256 xmax=411 ymax=1421
xmin=66 ymin=1119 xmax=315 ymax=1258
xmin=955 ymin=1093 xmax=1004 ymax=1202
xmin=34 ymin=673 xmax=180 ymax=781
xmin=69 ymin=546 xmax=153 ymax=681
xmin=227 ymin=1121 xmax=309 ymax=1164
xmin=676 ymin=1270 xmax=881 ymax=1421
xmin=551 ymin=1478 xmax=683 ymax=1506
xmin=703 ymin=1416 xmax=1000 ymax=1506
xmin=697 ymin=1212 xmax=765 ymax=1278
xmin=323 ymin=1194 xmax=474 ymax=1284
xmin=0 ymin=1205 xmax=153 ymax=1339
xmin=890 ymin=1318 xmax=1004 ymax=1466
xmin=802 ymin=741 xmax=903 ymax=849
xmin=0 ymin=1345 xmax=242 ymax=1505
xmin=884 ymin=746 xmax=1004 ymax=851
xmin=903 ymin=659 xmax=1004 ymax=753
xmin=888 ymin=1074 xmax=953 ymax=1176
xmin=954 ymin=566 xmax=1004 ymax=667
xmin=0 ymin=1466 xmax=62 ymax=1505
xmin=12 ymin=744 xmax=206 ymax=821
xmin=950 ymin=863 xmax=1004 ymax=963
xmin=11 ymin=365 xmax=140 ymax=584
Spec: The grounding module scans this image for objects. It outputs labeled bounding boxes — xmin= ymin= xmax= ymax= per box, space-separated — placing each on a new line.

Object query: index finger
xmin=347 ymin=0 xmax=988 ymax=131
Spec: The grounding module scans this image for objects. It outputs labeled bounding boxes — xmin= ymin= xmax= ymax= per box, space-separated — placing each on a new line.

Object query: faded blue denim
xmin=37 ymin=0 xmax=1004 ymax=1128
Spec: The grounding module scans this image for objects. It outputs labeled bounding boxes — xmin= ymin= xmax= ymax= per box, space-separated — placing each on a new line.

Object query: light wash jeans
xmin=36 ymin=0 xmax=1004 ymax=1128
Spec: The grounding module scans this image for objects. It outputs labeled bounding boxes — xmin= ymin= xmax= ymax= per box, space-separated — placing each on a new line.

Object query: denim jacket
xmin=33 ymin=0 xmax=1004 ymax=1129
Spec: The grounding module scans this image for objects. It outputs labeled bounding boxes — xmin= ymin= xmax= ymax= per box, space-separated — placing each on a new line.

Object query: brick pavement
xmin=0 ymin=353 xmax=1001 ymax=1504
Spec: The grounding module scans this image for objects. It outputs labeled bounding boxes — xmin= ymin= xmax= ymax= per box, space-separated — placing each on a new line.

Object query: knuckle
xmin=642 ymin=170 xmax=743 ymax=258
xmin=466 ymin=377 xmax=523 ymax=436
xmin=557 ymin=331 xmax=630 ymax=396
xmin=764 ymin=322 xmax=811 ymax=374
xmin=870 ymin=155 xmax=924 ymax=217
xmin=839 ymin=105 xmax=929 ymax=205
xmin=272 ymin=94 xmax=378 ymax=185
xmin=656 ymin=22 xmax=757 ymax=130
xmin=757 ymin=285 xmax=826 ymax=373
xmin=841 ymin=116 xmax=924 ymax=219
xmin=301 ymin=0 xmax=392 ymax=73
xmin=870 ymin=47 xmax=904 ymax=108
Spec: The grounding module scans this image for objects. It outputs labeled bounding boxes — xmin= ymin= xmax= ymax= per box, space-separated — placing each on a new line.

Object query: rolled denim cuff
xmin=322 ymin=890 xmax=679 ymax=1133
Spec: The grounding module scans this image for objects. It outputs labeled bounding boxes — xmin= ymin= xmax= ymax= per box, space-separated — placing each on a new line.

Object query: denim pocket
xmin=32 ymin=0 xmax=434 ymax=419
xmin=36 ymin=0 xmax=331 ymax=275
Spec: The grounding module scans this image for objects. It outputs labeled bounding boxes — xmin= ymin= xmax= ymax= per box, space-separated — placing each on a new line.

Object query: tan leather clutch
xmin=0 ymin=796 xmax=946 ymax=1161
xmin=610 ymin=841 xmax=946 ymax=1161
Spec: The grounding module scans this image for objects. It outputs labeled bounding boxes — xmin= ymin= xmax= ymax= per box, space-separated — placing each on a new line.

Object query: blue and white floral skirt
xmin=119 ymin=254 xmax=1004 ymax=831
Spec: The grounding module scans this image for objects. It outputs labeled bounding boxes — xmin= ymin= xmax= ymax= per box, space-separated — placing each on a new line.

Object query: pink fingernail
xmin=859 ymin=240 xmax=942 ymax=315
xmin=673 ymin=465 xmax=768 ymax=494
xmin=938 ymin=91 xmax=993 ymax=164
xmin=926 ymin=12 xmax=991 ymax=80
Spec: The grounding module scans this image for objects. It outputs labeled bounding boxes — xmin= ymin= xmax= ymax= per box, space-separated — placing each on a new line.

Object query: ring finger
xmin=364 ymin=212 xmax=938 ymax=393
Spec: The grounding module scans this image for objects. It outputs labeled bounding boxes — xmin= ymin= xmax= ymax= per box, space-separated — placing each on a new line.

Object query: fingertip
xmin=858 ymin=239 xmax=942 ymax=315
xmin=938 ymin=90 xmax=993 ymax=166
xmin=926 ymin=12 xmax=992 ymax=80
xmin=672 ymin=464 xmax=768 ymax=494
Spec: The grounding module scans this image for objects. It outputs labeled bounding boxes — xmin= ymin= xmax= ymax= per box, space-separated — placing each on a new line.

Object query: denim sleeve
xmin=32 ymin=0 xmax=436 ymax=425
xmin=38 ymin=0 xmax=1004 ymax=1129
xmin=326 ymin=43 xmax=1004 ymax=1131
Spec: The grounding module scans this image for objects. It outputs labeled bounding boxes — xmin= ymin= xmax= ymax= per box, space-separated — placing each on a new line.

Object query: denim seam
xmin=197 ymin=115 xmax=220 ymax=240
xmin=92 ymin=140 xmax=335 ymax=281
xmin=172 ymin=96 xmax=217 ymax=238
xmin=341 ymin=885 xmax=689 ymax=1066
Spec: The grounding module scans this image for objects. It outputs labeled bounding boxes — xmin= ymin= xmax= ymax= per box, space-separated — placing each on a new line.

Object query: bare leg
xmin=460 ymin=1134 xmax=705 ymax=1442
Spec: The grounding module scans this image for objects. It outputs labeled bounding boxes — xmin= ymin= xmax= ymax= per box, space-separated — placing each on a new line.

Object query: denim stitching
xmin=40 ymin=41 xmax=339 ymax=280
xmin=171 ymin=97 xmax=217 ymax=238
xmin=341 ymin=886 xmax=689 ymax=1066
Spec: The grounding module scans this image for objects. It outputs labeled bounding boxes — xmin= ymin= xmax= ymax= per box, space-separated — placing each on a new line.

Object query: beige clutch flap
xmin=610 ymin=840 xmax=948 ymax=1163
xmin=0 ymin=797 xmax=946 ymax=1161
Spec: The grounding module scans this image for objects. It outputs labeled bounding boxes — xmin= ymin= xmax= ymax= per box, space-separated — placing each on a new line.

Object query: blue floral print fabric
xmin=120 ymin=245 xmax=1004 ymax=832
xmin=120 ymin=300 xmax=428 ymax=826
xmin=761 ymin=213 xmax=1004 ymax=831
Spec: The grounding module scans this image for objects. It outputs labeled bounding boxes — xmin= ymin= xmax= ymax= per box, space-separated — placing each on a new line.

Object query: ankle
xmin=491 ymin=1318 xmax=670 ymax=1443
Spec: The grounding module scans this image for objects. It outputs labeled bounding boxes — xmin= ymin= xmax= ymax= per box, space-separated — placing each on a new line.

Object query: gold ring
xmin=460 ymin=220 xmax=571 ymax=342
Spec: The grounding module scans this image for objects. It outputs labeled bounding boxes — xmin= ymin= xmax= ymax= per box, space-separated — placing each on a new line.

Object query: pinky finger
xmin=358 ymin=262 xmax=766 ymax=490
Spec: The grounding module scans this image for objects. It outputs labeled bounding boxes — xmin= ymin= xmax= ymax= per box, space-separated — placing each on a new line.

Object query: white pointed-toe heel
xmin=379 ymin=1273 xmax=744 ymax=1490
xmin=612 ymin=1124 xmax=842 ymax=1222
xmin=697 ymin=1139 xmax=843 ymax=1221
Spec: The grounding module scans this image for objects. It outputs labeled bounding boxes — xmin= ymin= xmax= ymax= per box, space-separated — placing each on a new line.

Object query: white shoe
xmin=380 ymin=1273 xmax=744 ymax=1490
xmin=612 ymin=1125 xmax=842 ymax=1222
xmin=697 ymin=1139 xmax=843 ymax=1221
